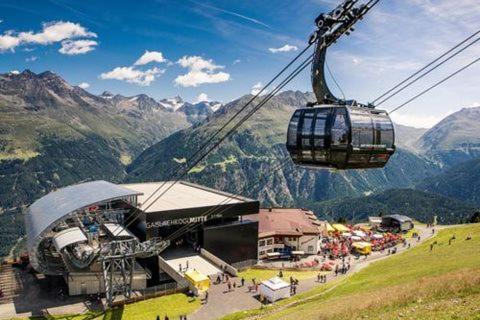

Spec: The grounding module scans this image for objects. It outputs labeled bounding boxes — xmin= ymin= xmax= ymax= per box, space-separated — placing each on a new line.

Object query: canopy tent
xmin=291 ymin=251 xmax=305 ymax=256
xmin=184 ymin=269 xmax=210 ymax=292
xmin=352 ymin=241 xmax=372 ymax=255
xmin=350 ymin=235 xmax=362 ymax=241
xmin=326 ymin=222 xmax=335 ymax=232
xmin=372 ymin=234 xmax=384 ymax=240
xmin=259 ymin=277 xmax=290 ymax=303
xmin=341 ymin=232 xmax=352 ymax=238
xmin=332 ymin=224 xmax=350 ymax=232
xmin=353 ymin=230 xmax=367 ymax=238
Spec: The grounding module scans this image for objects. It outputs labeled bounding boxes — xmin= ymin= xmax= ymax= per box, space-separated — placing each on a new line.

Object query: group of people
xmin=317 ymin=273 xmax=327 ymax=283
xmin=334 ymin=261 xmax=350 ymax=276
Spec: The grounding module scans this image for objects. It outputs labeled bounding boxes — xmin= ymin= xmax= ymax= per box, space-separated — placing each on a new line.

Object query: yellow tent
xmin=352 ymin=241 xmax=372 ymax=255
xmin=326 ymin=222 xmax=335 ymax=233
xmin=332 ymin=223 xmax=350 ymax=232
xmin=184 ymin=269 xmax=210 ymax=292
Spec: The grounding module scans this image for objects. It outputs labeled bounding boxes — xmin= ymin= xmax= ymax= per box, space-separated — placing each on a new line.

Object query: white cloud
xmin=0 ymin=33 xmax=21 ymax=51
xmin=391 ymin=110 xmax=454 ymax=128
xmin=0 ymin=19 xmax=3 ymax=24
xmin=0 ymin=21 xmax=96 ymax=53
xmin=59 ymin=39 xmax=97 ymax=55
xmin=268 ymin=44 xmax=298 ymax=53
xmin=194 ymin=93 xmax=210 ymax=103
xmin=174 ymin=56 xmax=230 ymax=87
xmin=10 ymin=70 xmax=19 ymax=75
xmin=25 ymin=56 xmax=37 ymax=62
xmin=18 ymin=21 xmax=96 ymax=44
xmin=134 ymin=50 xmax=166 ymax=65
xmin=251 ymin=82 xmax=267 ymax=95
xmin=78 ymin=82 xmax=90 ymax=89
xmin=100 ymin=66 xmax=164 ymax=86
xmin=232 ymin=59 xmax=241 ymax=65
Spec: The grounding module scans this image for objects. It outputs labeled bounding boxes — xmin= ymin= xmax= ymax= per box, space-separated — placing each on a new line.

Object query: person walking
xmin=241 ymin=277 xmax=245 ymax=287
xmin=205 ymin=290 xmax=209 ymax=303
xmin=164 ymin=315 xmax=169 ymax=320
xmin=227 ymin=280 xmax=232 ymax=292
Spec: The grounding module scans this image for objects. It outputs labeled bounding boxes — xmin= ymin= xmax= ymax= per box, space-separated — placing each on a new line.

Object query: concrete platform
xmin=164 ymin=254 xmax=221 ymax=277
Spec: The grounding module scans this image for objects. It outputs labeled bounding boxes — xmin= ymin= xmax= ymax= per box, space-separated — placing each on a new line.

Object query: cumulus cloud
xmin=251 ymin=82 xmax=268 ymax=96
xmin=0 ymin=33 xmax=21 ymax=51
xmin=77 ymin=82 xmax=90 ymax=89
xmin=100 ymin=66 xmax=164 ymax=86
xmin=194 ymin=93 xmax=210 ymax=103
xmin=134 ymin=50 xmax=166 ymax=65
xmin=232 ymin=59 xmax=241 ymax=65
xmin=0 ymin=21 xmax=97 ymax=53
xmin=268 ymin=44 xmax=298 ymax=53
xmin=174 ymin=56 xmax=230 ymax=87
xmin=59 ymin=39 xmax=97 ymax=55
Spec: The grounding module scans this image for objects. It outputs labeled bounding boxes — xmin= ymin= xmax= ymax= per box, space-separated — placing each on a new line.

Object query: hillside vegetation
xmin=128 ymin=91 xmax=441 ymax=208
xmin=224 ymin=224 xmax=480 ymax=320
xmin=418 ymin=157 xmax=480 ymax=206
xmin=312 ymin=188 xmax=478 ymax=224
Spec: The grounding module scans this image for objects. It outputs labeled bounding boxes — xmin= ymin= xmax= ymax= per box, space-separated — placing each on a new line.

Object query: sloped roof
xmin=121 ymin=181 xmax=254 ymax=213
xmin=383 ymin=214 xmax=413 ymax=223
xmin=245 ymin=208 xmax=325 ymax=238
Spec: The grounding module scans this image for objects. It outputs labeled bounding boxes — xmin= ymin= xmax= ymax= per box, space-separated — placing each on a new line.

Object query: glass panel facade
xmin=314 ymin=109 xmax=329 ymax=149
xmin=331 ymin=108 xmax=348 ymax=146
xmin=300 ymin=110 xmax=315 ymax=151
xmin=372 ymin=114 xmax=394 ymax=148
xmin=287 ymin=110 xmax=301 ymax=148
xmin=350 ymin=112 xmax=373 ymax=148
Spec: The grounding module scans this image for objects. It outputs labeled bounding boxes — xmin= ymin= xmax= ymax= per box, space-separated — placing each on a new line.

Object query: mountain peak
xmin=101 ymin=91 xmax=114 ymax=97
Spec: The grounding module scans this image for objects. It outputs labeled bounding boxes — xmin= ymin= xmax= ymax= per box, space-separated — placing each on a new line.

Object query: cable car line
xmin=110 ymin=45 xmax=316 ymax=238
xmin=156 ymin=0 xmax=384 ymax=243
xmin=122 ymin=53 xmax=315 ymax=234
xmin=326 ymin=59 xmax=346 ymax=101
xmin=373 ymin=28 xmax=480 ymax=105
xmin=390 ymin=55 xmax=480 ymax=114
xmin=376 ymin=33 xmax=480 ymax=107
xmin=114 ymin=0 xmax=381 ymax=237
xmin=113 ymin=52 xmax=315 ymax=237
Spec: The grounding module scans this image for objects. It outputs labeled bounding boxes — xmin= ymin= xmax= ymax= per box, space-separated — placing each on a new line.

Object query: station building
xmin=245 ymin=208 xmax=327 ymax=259
xmin=25 ymin=180 xmax=259 ymax=296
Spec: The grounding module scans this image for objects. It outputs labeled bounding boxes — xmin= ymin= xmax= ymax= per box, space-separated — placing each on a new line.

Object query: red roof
xmin=245 ymin=208 xmax=325 ymax=238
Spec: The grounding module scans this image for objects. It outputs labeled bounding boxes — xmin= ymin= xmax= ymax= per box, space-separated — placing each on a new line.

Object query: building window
xmin=259 ymin=251 xmax=265 ymax=256
xmin=266 ymin=239 xmax=273 ymax=245
xmin=308 ymin=245 xmax=314 ymax=253
xmin=259 ymin=240 xmax=266 ymax=247
xmin=267 ymin=249 xmax=273 ymax=253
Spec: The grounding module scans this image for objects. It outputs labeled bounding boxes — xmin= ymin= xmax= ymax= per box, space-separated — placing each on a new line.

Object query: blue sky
xmin=0 ymin=0 xmax=479 ymax=128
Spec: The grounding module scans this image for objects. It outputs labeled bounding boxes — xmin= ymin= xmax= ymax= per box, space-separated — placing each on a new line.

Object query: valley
xmin=1 ymin=70 xmax=479 ymax=259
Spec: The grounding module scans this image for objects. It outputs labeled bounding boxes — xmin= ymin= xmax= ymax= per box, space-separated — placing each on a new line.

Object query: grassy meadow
xmin=224 ymin=223 xmax=480 ymax=320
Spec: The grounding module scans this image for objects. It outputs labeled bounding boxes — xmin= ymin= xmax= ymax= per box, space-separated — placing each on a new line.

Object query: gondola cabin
xmin=286 ymin=105 xmax=395 ymax=169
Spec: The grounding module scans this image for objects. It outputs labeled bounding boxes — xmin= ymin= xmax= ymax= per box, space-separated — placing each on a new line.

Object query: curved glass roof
xmin=25 ymin=180 xmax=142 ymax=274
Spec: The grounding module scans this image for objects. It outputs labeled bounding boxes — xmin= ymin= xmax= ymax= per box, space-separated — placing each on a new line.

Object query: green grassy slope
xmin=223 ymin=223 xmax=480 ymax=320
